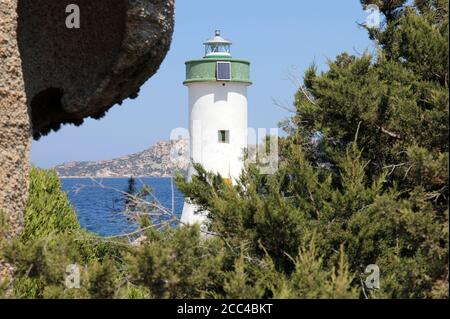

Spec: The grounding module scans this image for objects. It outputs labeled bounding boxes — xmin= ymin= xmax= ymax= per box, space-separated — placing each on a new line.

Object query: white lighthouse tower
xmin=181 ymin=30 xmax=252 ymax=225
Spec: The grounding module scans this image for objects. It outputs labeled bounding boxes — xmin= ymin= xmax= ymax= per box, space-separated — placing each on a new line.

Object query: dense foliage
xmin=178 ymin=0 xmax=449 ymax=298
xmin=21 ymin=167 xmax=80 ymax=241
xmin=0 ymin=167 xmax=356 ymax=299
xmin=1 ymin=0 xmax=448 ymax=299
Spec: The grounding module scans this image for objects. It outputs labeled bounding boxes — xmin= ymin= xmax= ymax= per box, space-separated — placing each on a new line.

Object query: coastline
xmin=59 ymin=175 xmax=176 ymax=179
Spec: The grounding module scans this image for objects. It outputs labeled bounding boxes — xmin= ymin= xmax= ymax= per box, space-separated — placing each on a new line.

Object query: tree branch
xmin=376 ymin=125 xmax=401 ymax=139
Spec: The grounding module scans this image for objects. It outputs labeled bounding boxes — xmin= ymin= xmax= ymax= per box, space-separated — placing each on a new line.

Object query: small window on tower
xmin=218 ymin=130 xmax=230 ymax=143
xmin=217 ymin=62 xmax=231 ymax=81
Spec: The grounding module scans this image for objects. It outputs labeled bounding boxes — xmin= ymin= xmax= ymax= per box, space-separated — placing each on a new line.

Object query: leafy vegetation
xmin=21 ymin=167 xmax=80 ymax=242
xmin=178 ymin=0 xmax=449 ymax=298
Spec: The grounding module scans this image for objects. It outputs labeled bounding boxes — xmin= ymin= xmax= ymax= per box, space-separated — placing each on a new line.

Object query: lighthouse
xmin=181 ymin=30 xmax=252 ymax=225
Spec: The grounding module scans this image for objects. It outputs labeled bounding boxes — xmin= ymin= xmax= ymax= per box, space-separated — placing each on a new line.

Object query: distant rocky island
xmin=54 ymin=139 xmax=189 ymax=178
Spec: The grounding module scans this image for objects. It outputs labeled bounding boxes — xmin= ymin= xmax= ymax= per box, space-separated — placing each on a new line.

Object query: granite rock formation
xmin=54 ymin=139 xmax=189 ymax=178
xmin=0 ymin=0 xmax=174 ymax=278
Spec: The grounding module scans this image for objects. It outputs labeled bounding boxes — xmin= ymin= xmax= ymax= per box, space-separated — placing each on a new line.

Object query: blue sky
xmin=31 ymin=0 xmax=375 ymax=168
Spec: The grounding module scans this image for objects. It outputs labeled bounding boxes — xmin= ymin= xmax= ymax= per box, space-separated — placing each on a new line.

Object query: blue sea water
xmin=61 ymin=178 xmax=185 ymax=237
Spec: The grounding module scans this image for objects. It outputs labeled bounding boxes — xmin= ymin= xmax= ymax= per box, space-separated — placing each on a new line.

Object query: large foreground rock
xmin=0 ymin=0 xmax=174 ymax=278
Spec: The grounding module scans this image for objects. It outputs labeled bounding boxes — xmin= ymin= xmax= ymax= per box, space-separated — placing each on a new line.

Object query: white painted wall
xmin=181 ymin=81 xmax=249 ymax=225
xmin=187 ymin=81 xmax=248 ymax=180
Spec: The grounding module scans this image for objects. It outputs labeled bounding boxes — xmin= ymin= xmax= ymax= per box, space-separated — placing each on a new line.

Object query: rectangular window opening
xmin=218 ymin=130 xmax=230 ymax=143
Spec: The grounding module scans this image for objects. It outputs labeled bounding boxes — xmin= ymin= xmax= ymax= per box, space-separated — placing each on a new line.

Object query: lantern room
xmin=204 ymin=30 xmax=232 ymax=58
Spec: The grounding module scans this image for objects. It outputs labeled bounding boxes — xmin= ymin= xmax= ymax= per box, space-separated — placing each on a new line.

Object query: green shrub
xmin=1 ymin=168 xmax=126 ymax=298
xmin=21 ymin=167 xmax=80 ymax=242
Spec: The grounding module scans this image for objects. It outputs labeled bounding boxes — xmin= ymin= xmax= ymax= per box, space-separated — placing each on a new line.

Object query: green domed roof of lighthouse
xmin=184 ymin=30 xmax=251 ymax=85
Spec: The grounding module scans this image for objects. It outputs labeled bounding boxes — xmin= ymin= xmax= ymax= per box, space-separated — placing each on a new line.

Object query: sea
xmin=61 ymin=177 xmax=185 ymax=237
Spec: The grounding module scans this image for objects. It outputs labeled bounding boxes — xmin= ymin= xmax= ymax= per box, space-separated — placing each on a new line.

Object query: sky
xmin=31 ymin=0 xmax=375 ymax=168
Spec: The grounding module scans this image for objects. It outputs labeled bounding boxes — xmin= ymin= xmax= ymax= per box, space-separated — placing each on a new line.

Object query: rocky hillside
xmin=54 ymin=139 xmax=189 ymax=178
